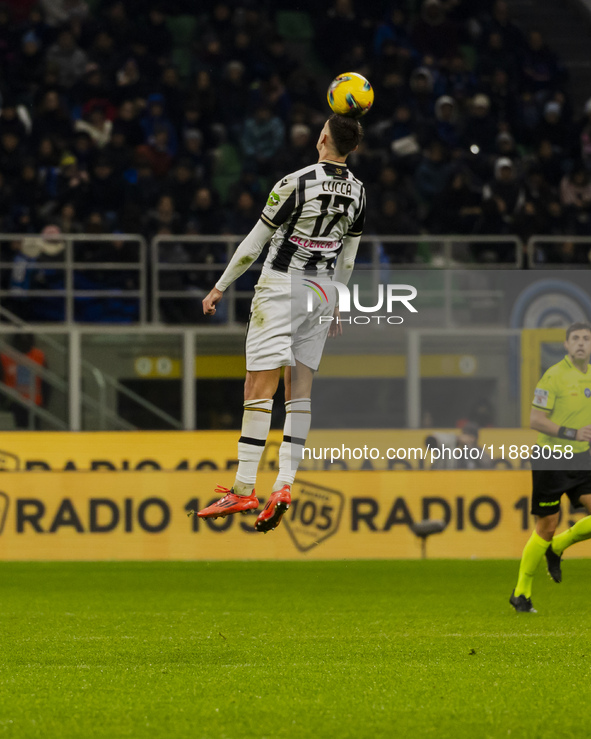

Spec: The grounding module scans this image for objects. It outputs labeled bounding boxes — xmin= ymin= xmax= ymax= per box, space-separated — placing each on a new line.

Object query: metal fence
xmin=0 ymin=233 xmax=588 ymax=328
xmin=151 ymin=234 xmax=525 ymax=324
xmin=527 ymin=235 xmax=591 ymax=268
xmin=0 ymin=233 xmax=147 ymax=324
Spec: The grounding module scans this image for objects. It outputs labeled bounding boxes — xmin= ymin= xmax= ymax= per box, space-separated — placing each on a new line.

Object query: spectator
xmin=187 ymin=187 xmax=220 ymax=235
xmin=520 ymin=30 xmax=564 ymax=95
xmin=408 ymin=66 xmax=437 ymax=124
xmin=137 ymin=127 xmax=174 ymax=177
xmin=88 ymin=30 xmax=118 ymax=80
xmin=414 ymin=140 xmax=453 ymax=207
xmin=485 ymin=68 xmax=519 ymax=130
xmin=140 ymin=93 xmax=178 ymax=154
xmin=263 ymin=35 xmax=298 ymax=82
xmin=372 ymin=196 xmax=421 ymax=263
xmin=178 ymin=128 xmax=211 ymax=183
xmin=55 ymin=202 xmax=83 ymax=233
xmin=412 ymin=0 xmax=458 ymax=61
xmin=477 ymin=32 xmax=518 ymax=82
xmin=56 ymin=153 xmax=89 ymax=214
xmin=483 ymin=1 xmax=525 ymax=52
xmin=560 ymin=167 xmax=591 ymax=234
xmin=241 ymin=105 xmax=285 ymax=174
xmin=159 ymin=66 xmax=184 ymax=126
xmin=0 ymin=132 xmax=26 ymax=182
xmin=478 ymin=158 xmax=526 ymax=247
xmin=445 ymin=54 xmax=477 ymax=105
xmin=10 ymin=30 xmax=45 ymax=99
xmin=87 ymin=157 xmax=124 ymax=223
xmin=0 ymin=100 xmax=28 ymax=140
xmin=114 ymin=58 xmax=148 ymax=105
xmin=432 ymin=168 xmax=482 ymax=233
xmin=461 ymin=94 xmax=498 ymax=155
xmin=74 ymin=103 xmax=113 ymax=149
xmin=71 ymin=64 xmax=112 ymax=109
xmin=142 ymin=3 xmax=173 ymax=63
xmin=32 ymin=90 xmax=73 ymax=146
xmin=316 ymin=0 xmax=363 ymax=74
xmin=371 ymin=165 xmax=419 ymax=217
xmin=46 ymin=28 xmax=88 ymax=88
xmin=388 ymin=104 xmax=421 ymax=167
xmin=126 ymin=159 xmax=161 ymax=212
xmin=144 ymin=194 xmax=182 ymax=239
xmin=534 ymin=138 xmax=564 ymax=187
xmin=533 ymin=100 xmax=570 ymax=153
xmin=112 ymin=100 xmax=145 ymax=149
xmin=189 ymin=70 xmax=218 ymax=123
xmin=227 ymin=190 xmax=259 ymax=234
xmin=219 ymin=60 xmax=251 ymax=136
xmin=40 ymin=0 xmax=88 ymax=27
xmin=273 ymin=123 xmax=317 ymax=178
xmin=164 ymin=160 xmax=197 ymax=218
xmin=374 ymin=5 xmax=415 ymax=57
xmin=0 ymin=333 xmax=49 ymax=429
xmin=71 ymin=131 xmax=94 ymax=172
xmin=433 ymin=95 xmax=461 ymax=150
xmin=103 ymin=130 xmax=133 ymax=175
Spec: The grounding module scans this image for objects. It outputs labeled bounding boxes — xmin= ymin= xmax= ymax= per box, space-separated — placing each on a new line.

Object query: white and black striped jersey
xmin=259 ymin=159 xmax=366 ymax=276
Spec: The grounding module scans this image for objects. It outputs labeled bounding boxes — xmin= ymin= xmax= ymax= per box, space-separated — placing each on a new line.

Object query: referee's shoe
xmin=509 ymin=590 xmax=537 ymax=613
xmin=545 ymin=546 xmax=563 ymax=583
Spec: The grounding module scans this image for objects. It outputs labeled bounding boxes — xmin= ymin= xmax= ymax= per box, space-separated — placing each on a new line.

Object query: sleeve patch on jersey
xmin=267 ymin=191 xmax=280 ymax=207
xmin=533 ymin=388 xmax=549 ymax=408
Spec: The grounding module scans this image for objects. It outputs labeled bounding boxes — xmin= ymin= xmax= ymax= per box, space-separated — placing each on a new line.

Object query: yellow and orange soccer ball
xmin=327 ymin=72 xmax=374 ymax=118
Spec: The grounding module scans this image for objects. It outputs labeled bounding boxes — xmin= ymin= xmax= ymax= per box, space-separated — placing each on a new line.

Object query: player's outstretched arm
xmin=202 ymin=220 xmax=275 ymax=315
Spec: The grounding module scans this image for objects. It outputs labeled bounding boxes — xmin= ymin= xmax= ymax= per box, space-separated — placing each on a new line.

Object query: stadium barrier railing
xmin=151 ymin=234 xmax=524 ymax=324
xmin=526 ymin=235 xmax=591 ymax=268
xmin=0 ymin=233 xmax=148 ymax=324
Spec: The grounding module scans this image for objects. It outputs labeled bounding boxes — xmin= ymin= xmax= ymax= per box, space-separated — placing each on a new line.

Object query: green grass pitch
xmin=1 ymin=560 xmax=590 ymax=739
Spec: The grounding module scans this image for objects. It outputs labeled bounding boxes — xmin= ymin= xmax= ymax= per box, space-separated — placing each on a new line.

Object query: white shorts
xmin=245 ymin=272 xmax=337 ymax=372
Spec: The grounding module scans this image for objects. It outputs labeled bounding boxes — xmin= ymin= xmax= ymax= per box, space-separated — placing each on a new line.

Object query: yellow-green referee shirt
xmin=532 ymin=355 xmax=591 ymax=453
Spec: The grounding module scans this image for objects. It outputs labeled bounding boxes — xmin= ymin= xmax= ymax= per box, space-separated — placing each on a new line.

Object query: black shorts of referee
xmin=531 ymin=446 xmax=591 ymax=517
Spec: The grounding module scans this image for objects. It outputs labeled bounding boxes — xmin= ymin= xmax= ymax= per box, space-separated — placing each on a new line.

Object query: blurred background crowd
xmin=0 ymin=0 xmax=588 ymax=322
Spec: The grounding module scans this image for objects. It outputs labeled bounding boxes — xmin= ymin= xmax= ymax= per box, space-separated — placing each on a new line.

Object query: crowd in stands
xmin=0 ymin=0 xmax=588 ymax=321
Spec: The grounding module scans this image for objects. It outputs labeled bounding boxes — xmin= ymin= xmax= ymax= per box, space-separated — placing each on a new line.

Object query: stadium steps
xmin=509 ymin=0 xmax=591 ymax=111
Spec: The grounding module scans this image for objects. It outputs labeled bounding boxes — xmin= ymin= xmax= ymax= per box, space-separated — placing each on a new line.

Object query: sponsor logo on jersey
xmin=289 ymin=236 xmax=339 ymax=250
xmin=586 ymin=388 xmax=591 ymax=398
xmin=533 ymin=388 xmax=549 ymax=408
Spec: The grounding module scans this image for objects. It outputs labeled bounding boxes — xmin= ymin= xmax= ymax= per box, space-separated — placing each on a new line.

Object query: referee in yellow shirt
xmin=510 ymin=322 xmax=591 ymax=613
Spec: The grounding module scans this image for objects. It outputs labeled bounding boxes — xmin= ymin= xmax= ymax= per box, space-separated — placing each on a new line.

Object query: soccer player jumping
xmin=197 ymin=114 xmax=366 ymax=532
xmin=510 ymin=322 xmax=591 ymax=612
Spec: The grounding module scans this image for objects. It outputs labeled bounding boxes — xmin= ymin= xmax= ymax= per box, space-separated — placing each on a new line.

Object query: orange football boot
xmin=254 ymin=485 xmax=292 ymax=532
xmin=197 ymin=485 xmax=259 ymax=519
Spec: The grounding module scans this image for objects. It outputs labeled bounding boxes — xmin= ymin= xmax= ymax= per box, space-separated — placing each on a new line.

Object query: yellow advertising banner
xmin=0 ymin=429 xmax=538 ymax=472
xmin=0 ymin=470 xmax=589 ymax=561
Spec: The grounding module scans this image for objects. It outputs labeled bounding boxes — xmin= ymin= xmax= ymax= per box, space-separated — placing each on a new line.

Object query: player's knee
xmin=536 ymin=512 xmax=559 ymax=540
xmin=244 ymin=370 xmax=280 ymax=400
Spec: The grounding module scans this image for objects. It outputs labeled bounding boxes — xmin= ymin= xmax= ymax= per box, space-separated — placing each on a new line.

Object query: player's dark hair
xmin=327 ymin=113 xmax=364 ymax=156
xmin=566 ymin=321 xmax=591 ymax=339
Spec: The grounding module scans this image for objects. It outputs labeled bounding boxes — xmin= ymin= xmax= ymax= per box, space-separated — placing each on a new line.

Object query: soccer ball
xmin=327 ymin=73 xmax=374 ymax=118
